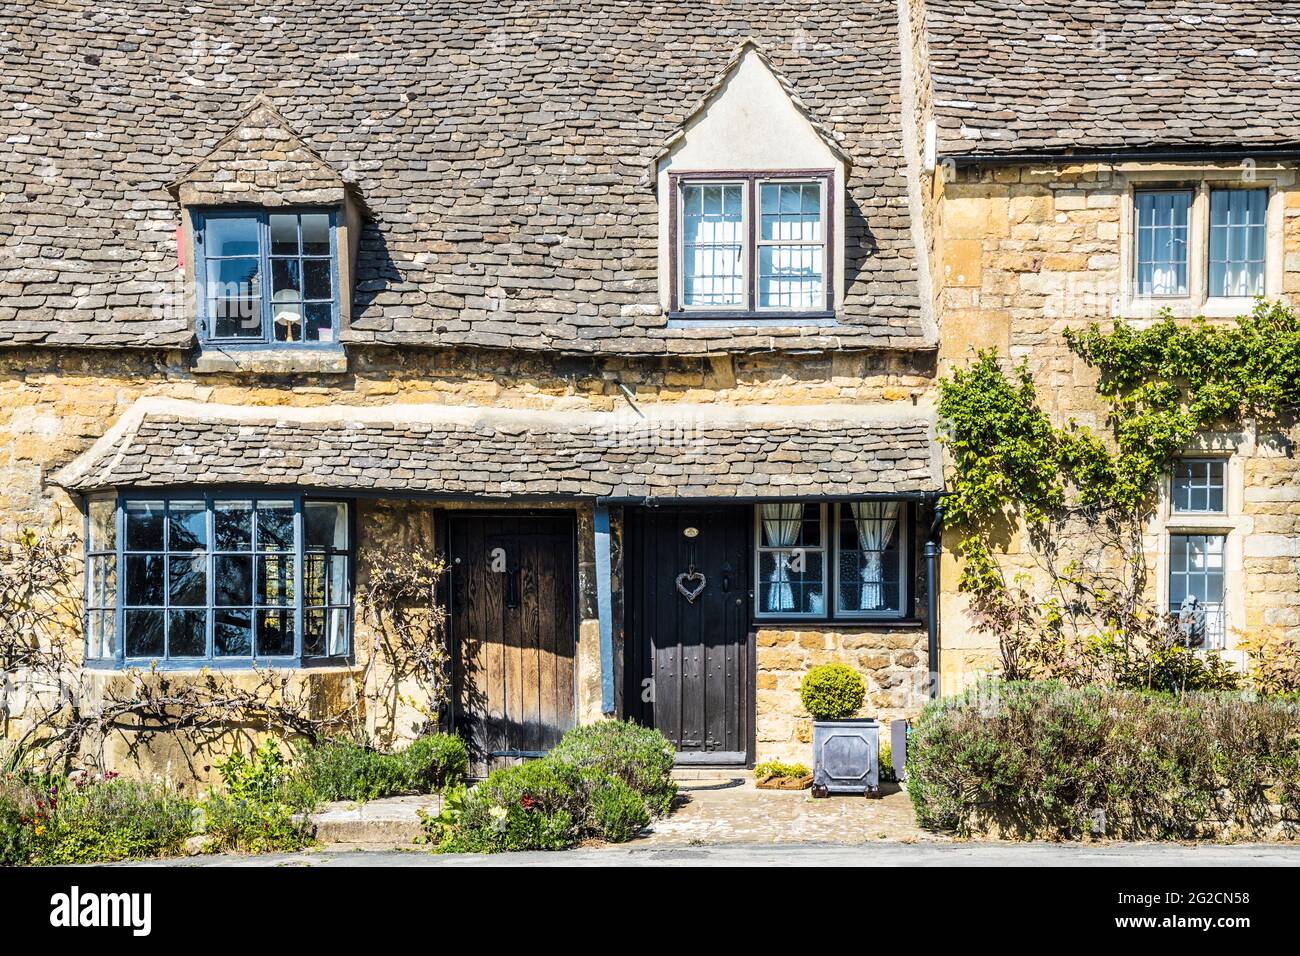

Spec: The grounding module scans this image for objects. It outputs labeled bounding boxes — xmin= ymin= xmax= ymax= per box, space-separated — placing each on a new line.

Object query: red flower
xmin=520 ymin=794 xmax=538 ymax=811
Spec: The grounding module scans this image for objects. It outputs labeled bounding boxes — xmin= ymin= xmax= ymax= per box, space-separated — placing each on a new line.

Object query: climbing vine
xmin=938 ymin=301 xmax=1300 ymax=689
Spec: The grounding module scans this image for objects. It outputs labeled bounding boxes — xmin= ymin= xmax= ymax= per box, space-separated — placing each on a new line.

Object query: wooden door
xmin=449 ymin=513 xmax=576 ymax=773
xmin=625 ymin=506 xmax=751 ymax=764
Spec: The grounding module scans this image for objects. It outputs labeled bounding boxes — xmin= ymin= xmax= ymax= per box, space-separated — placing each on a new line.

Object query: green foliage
xmin=30 ymin=776 xmax=194 ymax=865
xmin=295 ymin=733 xmax=469 ymax=803
xmin=906 ymin=680 xmax=1300 ymax=840
xmin=754 ymin=759 xmax=811 ymax=779
xmin=800 ymin=663 xmax=866 ymax=721
xmin=0 ymin=772 xmax=192 ymax=866
xmin=878 ymin=743 xmax=895 ymax=783
xmin=425 ymin=722 xmax=675 ymax=853
xmin=938 ymin=304 xmax=1300 ymax=689
xmin=548 ymin=719 xmax=677 ymax=816
xmin=200 ymin=740 xmax=315 ymax=854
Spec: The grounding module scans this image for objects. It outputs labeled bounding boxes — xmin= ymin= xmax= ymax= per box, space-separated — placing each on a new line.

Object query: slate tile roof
xmin=54 ymin=399 xmax=942 ymax=499
xmin=0 ymin=0 xmax=927 ymax=353
xmin=927 ymin=0 xmax=1300 ymax=157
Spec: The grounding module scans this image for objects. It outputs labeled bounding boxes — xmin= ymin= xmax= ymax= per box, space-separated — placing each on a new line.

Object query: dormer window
xmin=194 ymin=208 xmax=340 ymax=347
xmin=670 ymin=171 xmax=833 ymax=318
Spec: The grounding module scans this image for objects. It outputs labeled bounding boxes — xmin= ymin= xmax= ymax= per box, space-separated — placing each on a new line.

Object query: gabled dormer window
xmin=194 ymin=208 xmax=340 ymax=347
xmin=669 ymin=171 xmax=834 ymax=319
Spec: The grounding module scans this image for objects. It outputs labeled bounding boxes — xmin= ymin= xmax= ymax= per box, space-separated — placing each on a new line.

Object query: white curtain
xmin=761 ymin=503 xmax=803 ymax=612
xmin=850 ymin=501 xmax=898 ymax=610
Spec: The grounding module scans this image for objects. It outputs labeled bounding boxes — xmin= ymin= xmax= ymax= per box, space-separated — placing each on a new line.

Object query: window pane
xmin=681 ymin=183 xmax=744 ymax=307
xmin=88 ymin=498 xmax=116 ymax=551
xmin=205 ymin=217 xmax=259 ymax=258
xmin=87 ymin=609 xmax=116 ymax=659
xmin=305 ymin=501 xmax=348 ymax=549
xmin=837 ymin=502 xmax=901 ymax=613
xmin=124 ymin=554 xmax=164 ymax=606
xmin=168 ymin=552 xmax=207 ymax=606
xmin=124 ymin=609 xmax=164 ymax=657
xmin=87 ymin=554 xmax=117 ymax=609
xmin=758 ymin=245 xmax=824 ymax=309
xmin=125 ymin=500 xmax=165 ymax=551
xmin=168 ymin=609 xmax=207 ymax=657
xmin=757 ymin=550 xmax=825 ymax=615
xmin=214 ymin=501 xmax=253 ymax=551
xmin=1171 ymin=459 xmax=1226 ymax=513
xmin=303 ymin=608 xmax=326 ymax=657
xmin=1209 ymin=189 xmax=1266 ymax=297
xmin=1135 ymin=191 xmax=1190 ymax=295
xmin=304 ymin=302 xmax=333 ymax=342
xmin=257 ymin=554 xmax=295 ymax=604
xmin=206 ymin=257 xmax=260 ymax=300
xmin=210 ymin=296 xmax=262 ymax=339
xmin=759 ymin=503 xmax=821 ymax=548
xmin=257 ymin=609 xmax=293 ymax=656
xmin=214 ymin=608 xmax=252 ymax=656
xmin=168 ymin=500 xmax=207 ymax=551
xmin=1169 ymin=534 xmax=1227 ymax=649
xmin=271 ymin=258 xmax=301 ymax=298
xmin=301 ymin=214 xmax=331 ymax=256
xmin=272 ymin=294 xmax=304 ymax=342
xmin=214 ymin=554 xmax=253 ymax=606
xmin=303 ymin=259 xmax=332 ymax=300
xmin=760 ymin=182 xmax=822 ymax=242
xmin=257 ymin=501 xmax=294 ymax=551
xmin=269 ymin=214 xmax=299 ymax=256
xmin=327 ymin=608 xmax=348 ymax=656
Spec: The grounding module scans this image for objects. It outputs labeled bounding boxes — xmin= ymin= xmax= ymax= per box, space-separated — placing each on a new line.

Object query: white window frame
xmin=754 ymin=177 xmax=828 ymax=314
xmin=1118 ymin=169 xmax=1286 ymax=319
xmin=676 ymin=178 xmax=750 ymax=314
xmin=1170 ymin=457 xmax=1228 ymax=515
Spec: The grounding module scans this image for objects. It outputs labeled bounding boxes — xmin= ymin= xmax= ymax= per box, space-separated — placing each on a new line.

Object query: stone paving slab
xmin=309 ymin=794 xmax=441 ymax=845
xmin=641 ymin=776 xmax=933 ymax=846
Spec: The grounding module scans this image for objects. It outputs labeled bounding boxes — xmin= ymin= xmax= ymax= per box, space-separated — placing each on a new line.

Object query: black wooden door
xmin=449 ymin=513 xmax=576 ymax=774
xmin=625 ymin=506 xmax=751 ymax=764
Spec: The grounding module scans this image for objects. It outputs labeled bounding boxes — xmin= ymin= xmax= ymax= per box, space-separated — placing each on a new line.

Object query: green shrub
xmin=399 ymin=733 xmax=469 ymax=792
xmin=295 ymin=733 xmax=468 ymax=803
xmin=428 ymin=721 xmax=673 ymax=853
xmin=30 ymin=776 xmax=194 ymax=865
xmin=754 ymin=759 xmax=810 ymax=779
xmin=0 ymin=776 xmax=37 ymax=866
xmin=907 ymin=680 xmax=1300 ymax=841
xmin=549 ymin=720 xmax=676 ymax=816
xmin=200 ymin=740 xmax=314 ymax=854
xmin=800 ymin=664 xmax=866 ymax=721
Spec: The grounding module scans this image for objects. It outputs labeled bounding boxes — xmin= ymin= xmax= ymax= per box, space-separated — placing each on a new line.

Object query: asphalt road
xmin=129 ymin=840 xmax=1300 ymax=867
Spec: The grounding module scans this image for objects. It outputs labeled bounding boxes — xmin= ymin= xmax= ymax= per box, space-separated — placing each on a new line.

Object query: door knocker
xmin=676 ymin=564 xmax=707 ymax=604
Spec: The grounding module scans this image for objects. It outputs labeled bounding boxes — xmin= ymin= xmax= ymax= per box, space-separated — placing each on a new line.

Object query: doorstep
xmin=308 ymin=794 xmax=442 ymax=845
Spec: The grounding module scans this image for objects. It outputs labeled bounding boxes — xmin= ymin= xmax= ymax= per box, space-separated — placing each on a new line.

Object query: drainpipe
xmin=924 ymin=495 xmax=944 ymax=699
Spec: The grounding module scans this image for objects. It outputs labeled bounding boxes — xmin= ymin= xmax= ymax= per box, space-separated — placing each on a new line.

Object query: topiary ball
xmin=800 ymin=663 xmax=866 ymax=721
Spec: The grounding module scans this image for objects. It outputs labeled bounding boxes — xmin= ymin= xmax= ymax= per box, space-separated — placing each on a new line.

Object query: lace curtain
xmin=761 ymin=503 xmax=803 ymax=612
xmin=850 ymin=501 xmax=898 ymax=610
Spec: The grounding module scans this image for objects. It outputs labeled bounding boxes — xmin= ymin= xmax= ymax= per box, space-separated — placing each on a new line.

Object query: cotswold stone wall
xmin=0 ymin=344 xmax=931 ymax=778
xmin=935 ymin=161 xmax=1300 ymax=693
xmin=755 ymin=625 xmax=928 ymax=766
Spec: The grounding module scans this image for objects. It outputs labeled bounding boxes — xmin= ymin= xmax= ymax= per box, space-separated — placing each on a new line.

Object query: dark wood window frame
xmin=668 ymin=169 xmax=836 ymax=321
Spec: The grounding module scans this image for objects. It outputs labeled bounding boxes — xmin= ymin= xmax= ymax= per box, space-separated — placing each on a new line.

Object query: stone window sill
xmin=193 ymin=347 xmax=348 ymax=376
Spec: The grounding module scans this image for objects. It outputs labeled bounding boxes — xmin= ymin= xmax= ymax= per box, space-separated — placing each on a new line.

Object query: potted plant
xmin=800 ymin=663 xmax=880 ymax=798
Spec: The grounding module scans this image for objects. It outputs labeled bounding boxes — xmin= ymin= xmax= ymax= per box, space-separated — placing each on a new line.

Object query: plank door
xmin=449 ymin=513 xmax=576 ymax=774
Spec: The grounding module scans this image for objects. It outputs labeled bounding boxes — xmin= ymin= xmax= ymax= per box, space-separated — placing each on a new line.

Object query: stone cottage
xmin=1 ymin=0 xmax=1298 ymax=776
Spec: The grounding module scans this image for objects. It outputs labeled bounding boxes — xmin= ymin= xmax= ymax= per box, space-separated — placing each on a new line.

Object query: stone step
xmin=308 ymin=794 xmax=442 ymax=845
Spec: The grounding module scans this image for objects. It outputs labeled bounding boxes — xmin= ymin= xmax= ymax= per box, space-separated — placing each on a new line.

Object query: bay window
xmin=672 ymin=171 xmax=833 ymax=318
xmin=84 ymin=494 xmax=352 ymax=667
xmin=754 ymin=501 xmax=909 ymax=620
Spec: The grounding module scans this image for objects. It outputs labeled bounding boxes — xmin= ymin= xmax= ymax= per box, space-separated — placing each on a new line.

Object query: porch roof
xmin=53 ymin=398 xmax=942 ymax=500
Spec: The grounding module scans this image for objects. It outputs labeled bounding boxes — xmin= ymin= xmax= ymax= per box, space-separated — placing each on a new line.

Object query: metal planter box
xmin=812 ymin=718 xmax=880 ymax=797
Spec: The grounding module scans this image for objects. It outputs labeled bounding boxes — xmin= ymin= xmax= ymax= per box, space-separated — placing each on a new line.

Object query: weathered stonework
xmin=935 ymin=161 xmax=1300 ymax=692
xmin=756 ymin=626 xmax=928 ymax=766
